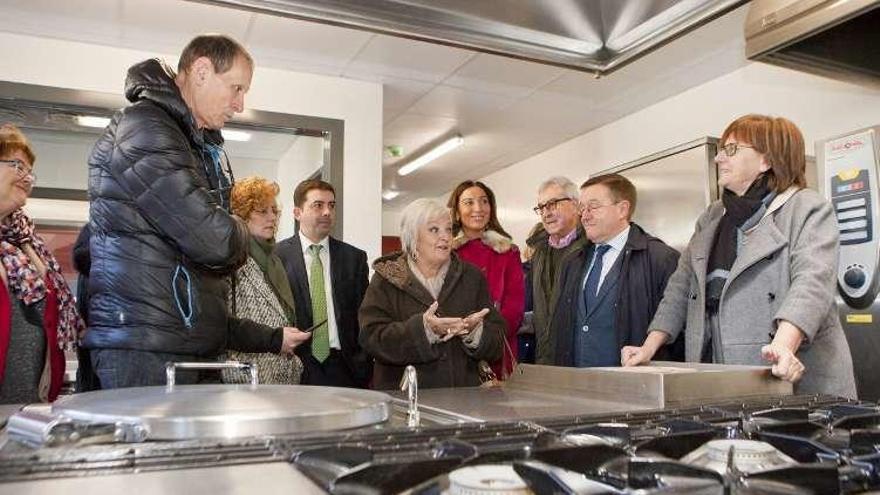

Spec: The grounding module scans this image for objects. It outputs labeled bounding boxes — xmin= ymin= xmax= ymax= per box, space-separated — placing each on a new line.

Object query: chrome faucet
xmin=399 ymin=365 xmax=420 ymax=427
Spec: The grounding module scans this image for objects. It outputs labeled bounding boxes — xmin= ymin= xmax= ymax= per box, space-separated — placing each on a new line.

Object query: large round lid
xmin=52 ymin=384 xmax=391 ymax=440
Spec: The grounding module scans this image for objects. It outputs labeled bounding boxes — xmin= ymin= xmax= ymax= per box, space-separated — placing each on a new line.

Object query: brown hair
xmin=231 ymin=176 xmax=279 ymax=220
xmin=293 ymin=179 xmax=335 ymax=207
xmin=0 ymin=123 xmax=36 ymax=166
xmin=177 ymin=34 xmax=253 ymax=74
xmin=447 ymin=180 xmax=512 ymax=239
xmin=580 ymin=173 xmax=637 ymax=220
xmin=720 ymin=114 xmax=807 ymax=193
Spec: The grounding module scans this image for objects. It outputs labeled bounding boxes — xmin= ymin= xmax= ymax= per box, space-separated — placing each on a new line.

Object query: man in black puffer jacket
xmin=85 ymin=35 xmax=310 ymax=388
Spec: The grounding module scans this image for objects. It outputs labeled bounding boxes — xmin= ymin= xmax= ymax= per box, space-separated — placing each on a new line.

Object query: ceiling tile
xmin=120 ymin=0 xmax=252 ymax=51
xmin=383 ymin=113 xmax=459 ymax=166
xmin=408 ymin=85 xmax=516 ymax=120
xmin=344 ymin=34 xmax=475 ymax=83
xmin=444 ymin=53 xmax=565 ymax=98
xmin=383 ymin=79 xmax=435 ymax=113
xmin=0 ymin=0 xmax=122 ymax=45
xmin=246 ymin=14 xmax=373 ymax=71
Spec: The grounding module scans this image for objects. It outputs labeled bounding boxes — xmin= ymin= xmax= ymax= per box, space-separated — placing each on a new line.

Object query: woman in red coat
xmin=448 ymin=181 xmax=524 ymax=379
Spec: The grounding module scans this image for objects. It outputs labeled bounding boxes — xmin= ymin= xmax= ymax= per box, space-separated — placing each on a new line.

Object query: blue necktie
xmin=583 ymin=244 xmax=611 ymax=313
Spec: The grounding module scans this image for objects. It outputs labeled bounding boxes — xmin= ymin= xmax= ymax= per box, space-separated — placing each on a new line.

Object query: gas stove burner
xmin=446 ymin=464 xmax=529 ymax=494
xmin=680 ymin=439 xmax=798 ymax=475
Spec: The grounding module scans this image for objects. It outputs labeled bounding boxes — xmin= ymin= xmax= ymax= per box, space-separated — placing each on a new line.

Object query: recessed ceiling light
xmin=76 ymin=116 xmax=111 ymax=128
xmin=382 ymin=190 xmax=400 ymax=200
xmin=397 ymin=135 xmax=463 ymax=176
xmin=221 ymin=129 xmax=252 ymax=142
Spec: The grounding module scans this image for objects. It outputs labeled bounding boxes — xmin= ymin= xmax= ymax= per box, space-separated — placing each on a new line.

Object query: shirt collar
xmin=601 ymin=224 xmax=631 ymax=253
xmin=299 ymin=230 xmax=329 ymax=252
xmin=548 ymin=227 xmax=578 ymax=249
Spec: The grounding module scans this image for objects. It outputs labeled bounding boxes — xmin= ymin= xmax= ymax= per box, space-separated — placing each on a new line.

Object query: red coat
xmin=454 ymin=231 xmax=524 ymax=378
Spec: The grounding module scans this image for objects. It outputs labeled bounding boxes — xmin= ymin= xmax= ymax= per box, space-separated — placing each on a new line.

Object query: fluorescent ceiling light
xmin=397 ymin=135 xmax=463 ymax=176
xmin=222 ymin=129 xmax=252 ymax=142
xmin=382 ymin=190 xmax=400 ymax=201
xmin=77 ymin=116 xmax=111 ymax=128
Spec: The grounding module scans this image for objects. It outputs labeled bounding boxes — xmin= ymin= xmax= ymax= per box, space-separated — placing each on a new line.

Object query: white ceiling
xmin=0 ymin=0 xmax=750 ymax=209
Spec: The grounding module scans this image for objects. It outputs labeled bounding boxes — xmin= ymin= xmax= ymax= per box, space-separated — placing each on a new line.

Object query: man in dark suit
xmin=276 ymin=179 xmax=372 ymax=387
xmin=549 ymin=174 xmax=682 ymax=368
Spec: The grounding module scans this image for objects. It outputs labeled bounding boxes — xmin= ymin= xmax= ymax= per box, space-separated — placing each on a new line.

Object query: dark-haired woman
xmin=448 ymin=181 xmax=524 ymax=379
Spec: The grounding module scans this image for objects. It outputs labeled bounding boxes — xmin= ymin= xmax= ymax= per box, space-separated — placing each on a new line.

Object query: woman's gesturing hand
xmin=424 ymin=301 xmax=467 ymax=341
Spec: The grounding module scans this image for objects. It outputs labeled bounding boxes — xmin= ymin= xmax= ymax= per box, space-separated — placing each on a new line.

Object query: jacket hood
xmin=373 ymin=251 xmax=464 ymax=293
xmin=452 ymin=229 xmax=515 ymax=254
xmin=124 ymin=59 xmax=223 ymax=148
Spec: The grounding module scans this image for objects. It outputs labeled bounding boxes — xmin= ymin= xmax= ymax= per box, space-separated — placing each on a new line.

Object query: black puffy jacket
xmin=84 ymin=59 xmax=280 ymax=357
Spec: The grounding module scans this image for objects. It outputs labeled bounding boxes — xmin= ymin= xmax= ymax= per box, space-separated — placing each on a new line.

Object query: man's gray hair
xmin=538 ymin=176 xmax=578 ymax=200
xmin=399 ymin=199 xmax=451 ymax=256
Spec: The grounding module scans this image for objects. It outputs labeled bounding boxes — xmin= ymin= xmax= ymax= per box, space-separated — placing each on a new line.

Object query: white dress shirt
xmin=299 ymin=231 xmax=341 ymax=350
xmin=582 ymin=225 xmax=631 ymax=295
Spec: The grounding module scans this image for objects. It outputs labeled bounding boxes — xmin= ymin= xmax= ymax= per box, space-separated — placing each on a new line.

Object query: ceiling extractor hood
xmin=194 ymin=0 xmax=747 ymax=75
xmin=745 ymin=0 xmax=880 ymax=87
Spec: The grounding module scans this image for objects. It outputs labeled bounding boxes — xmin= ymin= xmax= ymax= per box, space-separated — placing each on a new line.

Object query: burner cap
xmin=447 ymin=464 xmax=529 ymax=495
xmin=680 ymin=439 xmax=797 ymax=474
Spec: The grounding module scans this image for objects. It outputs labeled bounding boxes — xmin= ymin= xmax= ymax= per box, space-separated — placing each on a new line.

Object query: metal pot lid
xmin=52 ymin=385 xmax=391 ymax=440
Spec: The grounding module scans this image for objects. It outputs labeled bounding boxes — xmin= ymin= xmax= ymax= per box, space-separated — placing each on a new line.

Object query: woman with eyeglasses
xmin=621 ymin=114 xmax=856 ymax=398
xmin=222 ymin=176 xmax=310 ymax=384
xmin=0 ymin=124 xmax=85 ymax=403
xmin=446 ymin=180 xmax=524 ymax=380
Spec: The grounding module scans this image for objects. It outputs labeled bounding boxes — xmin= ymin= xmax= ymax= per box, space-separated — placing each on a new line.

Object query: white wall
xmin=480 ymin=62 xmax=880 ymax=249
xmin=276 ymin=136 xmax=325 ymax=241
xmin=0 ymin=31 xmax=383 ymax=263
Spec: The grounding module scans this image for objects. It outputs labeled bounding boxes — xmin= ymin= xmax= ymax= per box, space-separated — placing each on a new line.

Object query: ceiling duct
xmin=745 ymin=0 xmax=880 ymax=88
xmin=193 ymin=0 xmax=747 ymax=75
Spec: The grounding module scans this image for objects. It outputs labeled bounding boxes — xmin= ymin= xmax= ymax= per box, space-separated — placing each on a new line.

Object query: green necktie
xmin=309 ymin=244 xmax=330 ymax=362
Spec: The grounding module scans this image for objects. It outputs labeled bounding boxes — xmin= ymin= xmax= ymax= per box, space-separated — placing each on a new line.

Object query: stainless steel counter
xmin=396 ymin=362 xmax=793 ymax=422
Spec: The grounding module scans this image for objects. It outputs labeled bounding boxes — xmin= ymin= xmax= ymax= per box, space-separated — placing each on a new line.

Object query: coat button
xmin=582 ymin=325 xmax=589 ymax=333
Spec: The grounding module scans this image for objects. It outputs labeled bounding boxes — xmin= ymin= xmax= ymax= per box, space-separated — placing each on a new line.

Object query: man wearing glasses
xmin=276 ymin=179 xmax=372 ymax=388
xmin=525 ymin=177 xmax=587 ymax=365
xmin=548 ymin=174 xmax=681 ymax=368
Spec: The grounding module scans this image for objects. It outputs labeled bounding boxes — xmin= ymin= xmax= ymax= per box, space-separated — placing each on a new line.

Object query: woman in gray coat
xmin=622 ymin=115 xmax=856 ymax=398
xmin=359 ymin=199 xmax=504 ymax=389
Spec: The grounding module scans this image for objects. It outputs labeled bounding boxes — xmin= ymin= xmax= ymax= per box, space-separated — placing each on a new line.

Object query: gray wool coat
xmin=650 ymin=187 xmax=857 ymax=398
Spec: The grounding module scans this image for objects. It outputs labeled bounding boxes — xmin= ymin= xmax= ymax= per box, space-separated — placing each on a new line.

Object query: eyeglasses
xmin=0 ymin=158 xmax=36 ymax=182
xmin=718 ymin=142 xmax=754 ymax=158
xmin=533 ymin=197 xmax=573 ymax=215
xmin=577 ymin=201 xmax=619 ymax=214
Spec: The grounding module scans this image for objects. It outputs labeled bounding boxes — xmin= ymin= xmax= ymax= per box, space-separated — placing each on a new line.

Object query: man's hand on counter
xmin=621 ymin=330 xmax=668 ymax=367
xmin=281 ymin=327 xmax=312 ymax=354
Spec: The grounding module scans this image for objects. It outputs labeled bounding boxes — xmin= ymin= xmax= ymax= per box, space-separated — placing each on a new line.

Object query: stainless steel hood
xmin=745 ymin=0 xmax=880 ymax=87
xmin=194 ymin=0 xmax=747 ymax=75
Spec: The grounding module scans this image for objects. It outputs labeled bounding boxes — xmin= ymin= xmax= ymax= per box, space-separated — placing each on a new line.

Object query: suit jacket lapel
xmin=328 ymin=237 xmax=343 ymax=322
xmin=290 ymin=235 xmax=313 ymax=326
xmin=584 ymin=255 xmax=622 ymax=319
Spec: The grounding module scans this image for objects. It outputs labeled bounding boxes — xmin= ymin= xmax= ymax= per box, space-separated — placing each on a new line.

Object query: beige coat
xmin=650 ymin=187 xmax=857 ymax=398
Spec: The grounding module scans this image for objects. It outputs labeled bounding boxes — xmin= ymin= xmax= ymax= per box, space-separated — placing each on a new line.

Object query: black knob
xmin=844 ymin=268 xmax=867 ymax=289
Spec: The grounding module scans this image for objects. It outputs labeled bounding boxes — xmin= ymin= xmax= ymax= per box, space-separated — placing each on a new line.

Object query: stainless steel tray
xmin=51 ymin=385 xmax=392 ymax=440
xmin=509 ymin=361 xmax=793 ymax=408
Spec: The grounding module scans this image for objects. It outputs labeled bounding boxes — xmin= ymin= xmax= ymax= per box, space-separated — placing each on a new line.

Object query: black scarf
xmin=705 ymin=174 xmax=775 ymax=314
